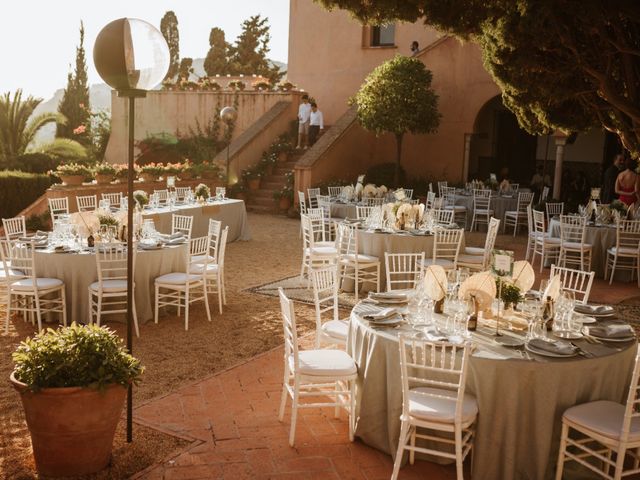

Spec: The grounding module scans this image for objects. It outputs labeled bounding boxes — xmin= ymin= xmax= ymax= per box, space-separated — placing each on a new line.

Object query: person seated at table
xmin=615 ymin=156 xmax=640 ymax=207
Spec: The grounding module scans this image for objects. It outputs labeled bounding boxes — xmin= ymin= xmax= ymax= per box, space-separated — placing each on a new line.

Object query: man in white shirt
xmin=308 ymin=102 xmax=324 ymax=147
xmin=296 ymin=94 xmax=311 ymax=149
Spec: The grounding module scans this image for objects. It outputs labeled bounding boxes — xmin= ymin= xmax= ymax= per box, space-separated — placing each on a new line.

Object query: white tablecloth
xmin=348 ymin=306 xmax=636 ymax=479
xmin=142 ymin=199 xmax=251 ymax=242
xmin=35 ymin=245 xmax=188 ymax=324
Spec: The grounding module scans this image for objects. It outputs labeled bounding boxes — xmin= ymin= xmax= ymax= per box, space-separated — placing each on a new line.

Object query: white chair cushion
xmin=11 ymin=278 xmax=63 ymax=291
xmin=457 ymin=254 xmax=483 ymax=265
xmin=608 ymin=246 xmax=639 ymax=256
xmin=563 ymin=400 xmax=640 ymax=442
xmin=189 ymin=263 xmax=220 ymax=275
xmin=464 ymin=247 xmax=485 ymax=255
xmin=316 ymin=241 xmax=335 ymax=248
xmin=156 ymin=272 xmax=202 ymax=285
xmin=291 ymin=349 xmax=357 ymax=377
xmin=307 ymin=246 xmax=337 ymax=256
xmin=341 ymin=253 xmax=379 ymax=263
xmin=408 ymin=387 xmax=478 ymax=424
xmin=191 ymin=254 xmax=215 ymax=264
xmin=0 ymin=268 xmax=25 ymax=281
xmin=504 ymin=210 xmax=518 ymax=218
xmin=89 ymin=279 xmax=128 ymax=292
xmin=321 ymin=319 xmax=349 ymax=341
xmin=561 ymin=241 xmax=592 ymax=250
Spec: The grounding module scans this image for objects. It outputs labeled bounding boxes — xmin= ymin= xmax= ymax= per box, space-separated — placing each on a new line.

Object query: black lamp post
xmin=220 ymin=106 xmax=237 ymax=186
xmin=93 ymin=18 xmax=169 ymax=443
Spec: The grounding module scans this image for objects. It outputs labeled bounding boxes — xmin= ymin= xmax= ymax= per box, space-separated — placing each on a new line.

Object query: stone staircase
xmin=245 ymin=152 xmax=303 ymax=213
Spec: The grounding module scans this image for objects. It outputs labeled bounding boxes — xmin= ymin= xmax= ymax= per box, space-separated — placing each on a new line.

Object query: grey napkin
xmin=369 ymin=292 xmax=408 ymax=301
xmin=589 ymin=324 xmax=634 ymax=339
xmin=574 ymin=304 xmax=614 ymax=315
xmin=528 ymin=339 xmax=575 ymax=355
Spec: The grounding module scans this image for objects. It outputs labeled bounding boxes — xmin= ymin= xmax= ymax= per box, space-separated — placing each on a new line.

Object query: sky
xmin=1 ymin=0 xmax=290 ymax=100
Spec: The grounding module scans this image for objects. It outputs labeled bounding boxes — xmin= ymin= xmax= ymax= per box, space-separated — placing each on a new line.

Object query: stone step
xmin=246 ymin=203 xmax=278 ymax=214
xmin=263 ymin=174 xmax=287 ymax=182
xmin=251 ymin=191 xmax=277 ymax=200
xmin=262 ymin=182 xmax=283 ymax=190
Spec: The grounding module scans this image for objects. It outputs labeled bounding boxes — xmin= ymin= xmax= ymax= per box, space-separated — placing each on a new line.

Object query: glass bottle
xmin=542 ymin=296 xmax=555 ymax=331
xmin=467 ymin=295 xmax=478 ymax=331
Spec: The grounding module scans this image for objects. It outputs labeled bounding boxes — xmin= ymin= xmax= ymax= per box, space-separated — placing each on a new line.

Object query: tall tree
xmin=204 ymin=27 xmax=230 ymax=76
xmin=351 ymin=55 xmax=440 ymax=185
xmin=160 ymin=11 xmax=180 ymax=81
xmin=57 ymin=22 xmax=91 ymax=147
xmin=228 ymin=15 xmax=284 ymax=83
xmin=178 ymin=58 xmax=194 ymax=81
xmin=316 ymin=0 xmax=640 ymax=158
xmin=0 ymin=90 xmax=85 ymax=167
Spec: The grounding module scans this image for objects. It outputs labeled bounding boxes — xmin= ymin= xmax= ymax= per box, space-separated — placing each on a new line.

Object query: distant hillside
xmin=32 ymin=57 xmax=286 ymax=145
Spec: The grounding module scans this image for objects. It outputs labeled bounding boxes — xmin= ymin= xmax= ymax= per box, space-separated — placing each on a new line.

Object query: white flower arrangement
xmin=362 ymin=183 xmax=377 ymax=198
xmin=393 ymin=188 xmax=407 ymax=201
xmin=341 ymin=185 xmax=355 ymax=201
xmin=354 ymin=182 xmax=364 ymax=200
xmin=376 ymin=185 xmax=388 ymax=198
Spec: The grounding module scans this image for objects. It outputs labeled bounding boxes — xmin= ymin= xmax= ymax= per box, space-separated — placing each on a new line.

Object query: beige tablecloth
xmin=142 ymin=199 xmax=251 ymax=242
xmin=330 ymin=202 xmax=358 ymax=219
xmin=453 ymin=194 xmax=518 ymax=229
xmin=548 ymin=218 xmax=619 ymax=278
xmin=348 ymin=306 xmax=636 ymax=480
xmin=35 ymin=245 xmax=188 ymax=324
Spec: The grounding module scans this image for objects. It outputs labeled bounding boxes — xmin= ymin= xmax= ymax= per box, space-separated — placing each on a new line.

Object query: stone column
xmin=553 ymin=134 xmax=568 ymax=200
xmin=462 ymin=133 xmax=472 ymax=182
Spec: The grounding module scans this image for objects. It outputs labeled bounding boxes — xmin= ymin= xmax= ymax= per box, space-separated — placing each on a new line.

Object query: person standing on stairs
xmin=296 ymin=94 xmax=312 ymax=149
xmin=308 ymin=102 xmax=324 ymax=147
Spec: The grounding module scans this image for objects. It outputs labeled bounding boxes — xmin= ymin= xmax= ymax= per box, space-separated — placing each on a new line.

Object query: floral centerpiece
xmin=93 ymin=163 xmax=116 ymax=184
xmin=382 ymin=200 xmax=424 ymax=231
xmin=55 ymin=163 xmax=91 ymax=185
xmin=610 ymin=199 xmax=628 ymax=216
xmin=133 ymin=190 xmax=149 ymax=208
xmin=195 ymin=183 xmax=211 ymax=200
xmin=97 ymin=212 xmax=119 ymax=228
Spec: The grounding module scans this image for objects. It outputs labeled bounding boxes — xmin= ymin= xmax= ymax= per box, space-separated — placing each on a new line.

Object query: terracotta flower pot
xmin=95 ymin=173 xmax=114 ymax=185
xmin=248 ymin=178 xmax=261 ymax=190
xmin=60 ymin=175 xmax=84 ymax=186
xmin=279 ymin=197 xmax=292 ymax=211
xmin=10 ymin=372 xmax=127 ymax=477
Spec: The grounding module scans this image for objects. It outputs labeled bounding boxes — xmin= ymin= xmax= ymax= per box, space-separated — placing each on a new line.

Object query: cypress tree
xmin=160 ymin=11 xmax=180 ymax=81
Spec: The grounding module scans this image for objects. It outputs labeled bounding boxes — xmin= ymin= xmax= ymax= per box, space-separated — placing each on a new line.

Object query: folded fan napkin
xmin=528 ymin=339 xmax=575 ymax=355
xmin=362 ymin=308 xmax=398 ymax=322
xmin=159 ymin=232 xmax=184 ymax=241
xmin=589 ymin=324 xmax=634 ymax=339
xmin=574 ymin=304 xmax=614 ymax=315
xmin=369 ymin=292 xmax=408 ymax=301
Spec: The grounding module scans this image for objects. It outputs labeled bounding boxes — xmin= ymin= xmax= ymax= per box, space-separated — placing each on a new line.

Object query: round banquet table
xmin=141 ymin=199 xmax=251 ymax=242
xmin=453 ymin=193 xmax=518 ymax=229
xmin=348 ymin=305 xmax=636 ymax=480
xmin=548 ymin=218 xmax=620 ymax=279
xmin=34 ymin=244 xmax=188 ymax=325
xmin=330 ymin=201 xmax=358 ymax=219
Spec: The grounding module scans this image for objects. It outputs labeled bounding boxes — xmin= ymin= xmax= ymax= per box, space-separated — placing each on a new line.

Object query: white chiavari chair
xmin=442 ymin=186 xmax=467 ymax=228
xmin=310 ymin=265 xmax=348 ymax=348
xmin=403 ymin=188 xmax=414 ymax=200
xmin=76 ymin=194 xmax=97 ymax=212
xmin=277 ymin=288 xmax=357 ymax=447
xmin=336 ymin=222 xmax=380 ymax=300
xmin=307 ymin=187 xmax=321 ymax=209
xmin=470 ymin=189 xmax=493 ymax=232
xmin=154 ymin=189 xmax=169 ymax=205
xmin=171 ymin=214 xmax=193 ymax=239
xmin=531 ymin=209 xmax=561 ymax=273
xmin=154 ymin=235 xmax=212 ymax=330
xmin=425 ymin=191 xmax=436 ymax=210
xmin=3 ymin=216 xmax=26 ymax=241
xmin=546 ymin=202 xmax=564 ymax=222
xmin=432 ymin=209 xmax=454 ymax=227
xmin=549 ymin=264 xmax=595 ymax=305
xmin=101 ymin=192 xmax=123 ymax=209
xmin=0 ymin=239 xmax=26 ymax=333
xmin=392 ymin=335 xmax=477 ymax=480
xmin=541 ymin=185 xmax=550 ymax=201
xmin=190 ymin=227 xmax=228 ymax=314
xmin=525 ymin=204 xmax=535 ymax=261
xmin=328 ymin=186 xmax=343 ymax=198
xmin=89 ymin=243 xmax=139 ymax=337
xmin=5 ymin=240 xmax=67 ymax=332
xmin=317 ymin=195 xmax=334 ymax=240
xmin=300 ymin=214 xmax=337 ymax=282
xmin=48 ymin=197 xmax=69 ymax=224
xmin=556 ymin=348 xmax=640 ymax=480
xmin=356 ymin=205 xmax=376 ymax=220
xmin=437 ymin=181 xmax=448 ymax=197
xmin=510 ymin=183 xmax=520 ymax=193
xmin=297 ymin=191 xmax=308 ymax=215
xmin=191 ymin=219 xmax=221 ymax=266
xmin=605 ymin=220 xmax=640 ymax=285
xmin=503 ymin=191 xmax=534 ymax=236
xmin=385 ymin=252 xmax=425 ymax=292
xmin=426 ymin=228 xmax=463 ymax=271
xmin=362 ymin=197 xmax=384 ymax=206
xmin=559 ymin=215 xmax=592 ymax=271
xmin=458 ymin=217 xmax=500 ymax=272
xmin=175 ymin=187 xmax=192 ymax=202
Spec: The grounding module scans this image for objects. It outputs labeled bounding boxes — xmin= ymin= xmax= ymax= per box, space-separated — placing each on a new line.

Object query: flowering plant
xmin=164 ymin=163 xmax=182 ymax=175
xmin=113 ymin=164 xmax=141 ymax=179
xmin=56 ymin=163 xmax=91 ymax=177
xmin=140 ymin=163 xmax=165 ymax=176
xmin=94 ymin=163 xmax=117 ymax=175
xmin=228 ymin=80 xmax=246 ymax=91
xmin=252 ymin=80 xmax=272 ymax=91
xmin=194 ymin=183 xmax=211 ymax=199
xmin=133 ymin=190 xmax=148 ymax=207
xmin=393 ymin=188 xmax=407 ymax=201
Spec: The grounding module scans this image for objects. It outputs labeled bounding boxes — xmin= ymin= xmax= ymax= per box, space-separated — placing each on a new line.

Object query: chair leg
xmin=60 ymin=287 xmax=67 ymax=327
xmin=289 ymin=379 xmax=299 ymax=447
xmin=34 ymin=295 xmax=42 ymax=332
xmin=184 ymin=288 xmax=190 ymax=331
xmin=132 ymin=294 xmax=140 ymax=337
xmin=222 ymin=271 xmax=227 ymax=305
xmin=349 ymin=379 xmax=355 ymax=442
xmin=354 ymin=268 xmax=359 ymax=301
xmin=334 ymin=381 xmax=341 ymax=418
xmin=391 ymin=421 xmax=410 ymax=480
xmin=455 ymin=428 xmax=464 ymax=480
xmin=555 ymin=423 xmax=568 ymax=480
xmin=5 ymin=293 xmax=11 ymax=334
xmin=96 ymin=294 xmax=102 ymax=327
xmin=410 ymin=428 xmax=416 ymax=465
xmin=217 ymin=275 xmax=223 ymax=315
xmin=278 ymin=366 xmax=289 ymax=422
xmin=613 ymin=446 xmax=626 ymax=480
xmin=610 ymin=255 xmax=617 ymax=285
xmin=154 ymin=284 xmax=160 ymax=324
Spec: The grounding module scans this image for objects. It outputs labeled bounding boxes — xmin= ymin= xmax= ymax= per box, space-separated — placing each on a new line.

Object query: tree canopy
xmin=351 ymin=55 xmax=440 ymax=184
xmin=57 ymin=22 xmax=90 ymax=147
xmin=316 ymin=0 xmax=640 ymax=158
xmin=160 ymin=11 xmax=180 ymax=81
xmin=204 ymin=27 xmax=229 ymax=76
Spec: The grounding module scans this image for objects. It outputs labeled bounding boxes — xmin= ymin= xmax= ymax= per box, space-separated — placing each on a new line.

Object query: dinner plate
xmin=140 ymin=244 xmax=163 ymax=250
xmin=494 ymin=336 xmax=525 ymax=348
xmin=588 ymin=333 xmax=635 ymax=343
xmin=525 ymin=343 xmax=577 ymax=358
xmin=577 ymin=315 xmax=597 ymax=324
xmin=368 ymin=316 xmax=403 ymax=327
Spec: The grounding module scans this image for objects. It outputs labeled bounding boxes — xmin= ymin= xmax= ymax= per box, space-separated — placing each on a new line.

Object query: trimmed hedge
xmin=0 ymin=171 xmax=54 ymax=219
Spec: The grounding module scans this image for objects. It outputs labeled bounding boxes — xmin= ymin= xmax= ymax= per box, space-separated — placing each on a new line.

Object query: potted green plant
xmin=140 ymin=163 xmax=164 ymax=182
xmin=242 ymin=168 xmax=263 ymax=191
xmin=195 ymin=161 xmax=221 ymax=180
xmin=259 ymin=152 xmax=277 ymax=176
xmin=496 ymin=278 xmax=522 ymax=310
xmin=252 ymin=80 xmax=272 ymax=91
xmin=94 ymin=162 xmax=116 ymax=185
xmin=55 ymin=163 xmax=91 ymax=186
xmin=133 ymin=189 xmax=149 ymax=208
xmin=10 ymin=323 xmax=143 ymax=477
xmin=228 ymin=80 xmax=246 ymax=91
xmin=274 ymin=186 xmax=293 ymax=212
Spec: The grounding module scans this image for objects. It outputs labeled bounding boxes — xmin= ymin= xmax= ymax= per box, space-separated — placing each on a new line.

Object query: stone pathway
xmin=133 ymin=339 xmax=458 ymax=480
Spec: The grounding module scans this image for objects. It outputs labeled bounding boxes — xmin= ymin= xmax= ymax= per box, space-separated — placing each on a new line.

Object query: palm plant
xmin=0 ymin=89 xmax=86 ymax=167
